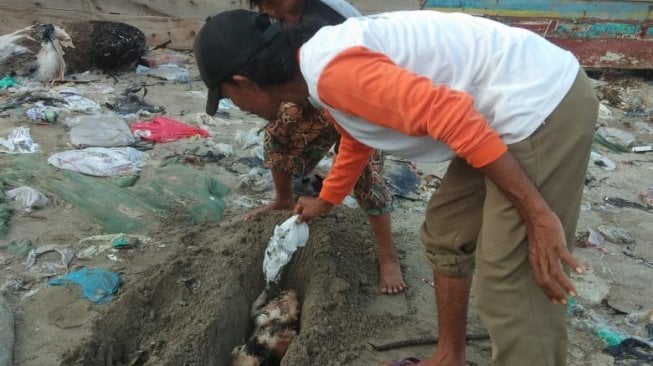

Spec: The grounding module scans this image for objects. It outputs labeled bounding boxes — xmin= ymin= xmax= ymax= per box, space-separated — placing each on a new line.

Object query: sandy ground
xmin=0 ymin=22 xmax=652 ymax=366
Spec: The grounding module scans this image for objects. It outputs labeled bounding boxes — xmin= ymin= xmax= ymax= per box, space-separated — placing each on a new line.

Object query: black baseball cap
xmin=194 ymin=10 xmax=281 ymax=115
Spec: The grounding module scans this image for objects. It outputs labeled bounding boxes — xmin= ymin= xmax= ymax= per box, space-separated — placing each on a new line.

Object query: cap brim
xmin=206 ymin=87 xmax=221 ymax=115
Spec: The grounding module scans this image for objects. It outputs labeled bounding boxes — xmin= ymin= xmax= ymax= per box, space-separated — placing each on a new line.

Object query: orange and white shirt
xmin=298 ymin=10 xmax=580 ymax=205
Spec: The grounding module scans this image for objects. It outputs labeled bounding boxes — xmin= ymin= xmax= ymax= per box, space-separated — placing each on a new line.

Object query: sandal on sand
xmin=389 ymin=357 xmax=421 ymax=366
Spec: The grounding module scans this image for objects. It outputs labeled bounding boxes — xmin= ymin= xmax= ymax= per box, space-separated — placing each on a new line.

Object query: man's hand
xmin=480 ymin=152 xmax=584 ymax=304
xmin=525 ymin=209 xmax=582 ymax=304
xmin=293 ymin=197 xmax=334 ymax=223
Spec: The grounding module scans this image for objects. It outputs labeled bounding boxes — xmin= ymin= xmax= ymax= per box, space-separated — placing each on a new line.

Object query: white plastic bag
xmin=263 ymin=215 xmax=309 ymax=283
xmin=47 ymin=147 xmax=145 ymax=177
xmin=65 ymin=113 xmax=136 ymax=147
xmin=6 ymin=186 xmax=49 ymax=212
xmin=0 ymin=126 xmax=40 ymax=154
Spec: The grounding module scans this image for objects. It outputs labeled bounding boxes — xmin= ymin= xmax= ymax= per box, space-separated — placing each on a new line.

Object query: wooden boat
xmin=423 ymin=0 xmax=653 ymax=69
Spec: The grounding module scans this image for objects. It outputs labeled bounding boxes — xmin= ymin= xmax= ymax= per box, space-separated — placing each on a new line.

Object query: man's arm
xmin=480 ymin=151 xmax=583 ymax=303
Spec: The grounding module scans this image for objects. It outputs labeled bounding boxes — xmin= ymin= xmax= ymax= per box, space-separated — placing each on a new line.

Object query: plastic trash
xmin=48 ymin=268 xmax=121 ymax=304
xmin=25 ymin=102 xmax=58 ymax=124
xmin=77 ymin=233 xmax=150 ymax=259
xmin=26 ymin=244 xmax=76 ymax=276
xmin=5 ymin=186 xmax=48 ymax=212
xmin=589 ymin=151 xmax=616 ymax=171
xmin=0 ymin=293 xmax=14 ymax=366
xmin=0 ymin=76 xmax=16 ymax=89
xmin=64 ymin=113 xmax=136 ymax=147
xmin=141 ymin=48 xmax=192 ymax=67
xmin=213 ymin=143 xmax=235 ymax=157
xmin=0 ymin=127 xmax=40 ymax=154
xmin=263 ymin=215 xmax=309 ymax=283
xmin=58 ymin=88 xmax=101 ymax=111
xmin=47 ymin=147 xmax=145 ymax=177
xmin=239 ymin=167 xmax=273 ymax=192
xmin=135 ymin=64 xmax=189 ymax=82
xmin=596 ymin=127 xmax=637 ymax=149
xmin=131 ymin=117 xmax=209 ymax=142
xmin=235 ymin=129 xmax=262 ymax=149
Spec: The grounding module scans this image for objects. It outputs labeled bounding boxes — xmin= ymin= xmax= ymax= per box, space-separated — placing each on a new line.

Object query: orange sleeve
xmin=319 ymin=110 xmax=374 ymax=205
xmin=316 ymin=46 xmax=507 ymax=169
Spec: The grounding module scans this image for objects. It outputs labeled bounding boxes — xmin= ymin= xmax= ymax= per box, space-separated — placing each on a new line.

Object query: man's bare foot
xmin=244 ymin=200 xmax=294 ymax=221
xmin=379 ymin=256 xmax=406 ymax=295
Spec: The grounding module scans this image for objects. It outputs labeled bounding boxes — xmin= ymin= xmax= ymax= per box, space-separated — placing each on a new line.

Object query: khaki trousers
xmin=419 ymin=69 xmax=598 ymax=365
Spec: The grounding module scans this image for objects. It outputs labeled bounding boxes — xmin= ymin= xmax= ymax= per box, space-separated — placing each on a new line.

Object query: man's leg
xmin=474 ymin=70 xmax=598 ymax=365
xmin=416 ymin=158 xmax=486 ymax=365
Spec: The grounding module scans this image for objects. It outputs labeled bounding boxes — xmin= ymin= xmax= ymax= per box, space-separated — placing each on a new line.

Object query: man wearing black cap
xmin=194 ymin=9 xmax=597 ymax=366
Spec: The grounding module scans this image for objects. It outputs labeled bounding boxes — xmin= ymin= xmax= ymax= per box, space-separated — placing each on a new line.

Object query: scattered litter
xmin=0 ymin=76 xmax=16 ymax=89
xmin=26 ymin=244 xmax=76 ymax=276
xmin=141 ymin=48 xmax=191 ymax=67
xmin=230 ymin=195 xmax=270 ymax=209
xmin=384 ymin=159 xmax=421 ymax=200
xmin=263 ymin=215 xmax=309 ymax=283
xmin=47 ymin=147 xmax=145 ymax=177
xmin=596 ymin=127 xmax=637 ymax=150
xmin=135 ymin=64 xmax=189 ymax=82
xmin=77 ymin=233 xmax=150 ymax=259
xmin=64 ymin=113 xmax=136 ymax=148
xmin=0 ymin=126 xmax=39 ymax=154
xmin=58 ymin=88 xmax=101 ymax=111
xmin=589 ymin=151 xmax=616 ymax=171
xmin=106 ymin=85 xmax=165 ymax=115
xmin=632 ymin=145 xmax=653 ymax=153
xmin=213 ymin=143 xmax=235 ymax=157
xmin=596 ymin=224 xmax=636 ymax=245
xmin=25 ymin=102 xmax=58 ymax=124
xmin=0 ymin=292 xmax=14 ymax=366
xmin=131 ymin=117 xmax=209 ymax=142
xmin=605 ymin=338 xmax=653 ymax=363
xmin=235 ymin=129 xmax=262 ymax=150
xmin=5 ymin=186 xmax=48 ymax=212
xmin=604 ymin=196 xmax=652 ymax=212
xmin=239 ymin=167 xmax=273 ymax=192
xmin=48 ymin=268 xmax=120 ymax=304
xmin=575 ymin=228 xmax=608 ymax=256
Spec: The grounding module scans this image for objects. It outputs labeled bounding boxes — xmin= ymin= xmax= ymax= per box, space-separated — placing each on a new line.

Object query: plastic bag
xmin=263 ymin=215 xmax=309 ymax=283
xmin=141 ymin=48 xmax=192 ymax=67
xmin=0 ymin=127 xmax=40 ymax=154
xmin=131 ymin=117 xmax=209 ymax=142
xmin=135 ymin=64 xmax=189 ymax=82
xmin=47 ymin=147 xmax=145 ymax=177
xmin=48 ymin=268 xmax=120 ymax=304
xmin=65 ymin=113 xmax=136 ymax=147
xmin=6 ymin=186 xmax=48 ymax=212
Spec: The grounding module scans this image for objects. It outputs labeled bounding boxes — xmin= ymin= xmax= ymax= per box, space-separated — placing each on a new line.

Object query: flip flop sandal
xmin=391 ymin=357 xmax=421 ymax=366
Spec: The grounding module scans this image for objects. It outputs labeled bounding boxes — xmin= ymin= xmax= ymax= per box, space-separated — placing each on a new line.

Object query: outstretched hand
xmin=526 ymin=209 xmax=584 ymax=304
xmin=293 ymin=197 xmax=334 ymax=223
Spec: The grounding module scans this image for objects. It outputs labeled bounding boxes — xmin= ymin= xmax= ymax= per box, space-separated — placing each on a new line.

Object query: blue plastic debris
xmin=48 ymin=268 xmax=121 ymax=304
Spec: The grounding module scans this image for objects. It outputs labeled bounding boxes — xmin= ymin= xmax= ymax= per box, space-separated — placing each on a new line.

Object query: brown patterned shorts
xmin=263 ymin=101 xmax=392 ymax=216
